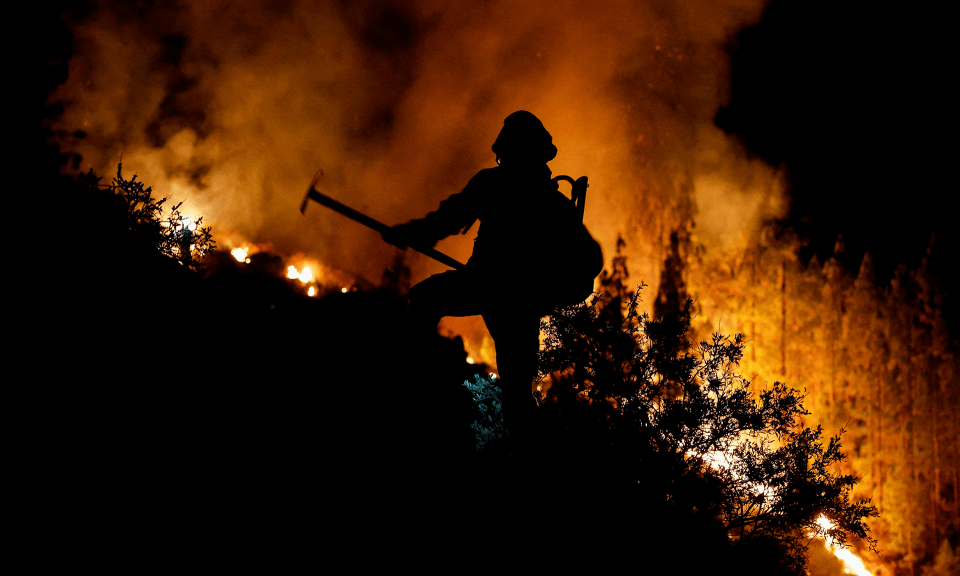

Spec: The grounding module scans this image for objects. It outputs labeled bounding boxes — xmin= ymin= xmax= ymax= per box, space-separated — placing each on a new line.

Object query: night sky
xmin=717 ymin=0 xmax=954 ymax=289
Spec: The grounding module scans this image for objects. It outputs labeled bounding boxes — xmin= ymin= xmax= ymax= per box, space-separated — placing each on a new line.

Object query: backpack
xmin=542 ymin=175 xmax=604 ymax=310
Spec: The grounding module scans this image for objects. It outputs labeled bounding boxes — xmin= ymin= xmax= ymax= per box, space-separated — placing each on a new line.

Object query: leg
xmin=482 ymin=311 xmax=542 ymax=448
xmin=407 ymin=270 xmax=481 ymax=337
xmin=410 ymin=271 xmax=542 ymax=449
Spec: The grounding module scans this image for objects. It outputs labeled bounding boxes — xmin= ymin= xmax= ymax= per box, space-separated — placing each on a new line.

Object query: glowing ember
xmin=231 ymin=247 xmax=249 ymax=262
xmin=307 ymin=286 xmax=316 ymax=297
xmin=341 ymin=287 xmax=348 ymax=293
xmin=298 ymin=266 xmax=314 ymax=283
xmin=466 ymin=357 xmax=474 ymax=364
xmin=287 ymin=265 xmax=300 ymax=280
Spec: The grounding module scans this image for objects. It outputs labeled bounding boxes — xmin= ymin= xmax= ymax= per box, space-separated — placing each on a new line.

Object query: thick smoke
xmin=51 ymin=0 xmax=785 ymax=298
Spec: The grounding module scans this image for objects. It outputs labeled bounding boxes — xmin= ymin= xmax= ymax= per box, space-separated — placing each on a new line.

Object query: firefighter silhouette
xmin=384 ymin=111 xmax=602 ymax=445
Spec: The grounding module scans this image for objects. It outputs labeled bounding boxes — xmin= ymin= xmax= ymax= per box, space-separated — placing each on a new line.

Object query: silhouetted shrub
xmin=463 ymin=374 xmax=504 ymax=452
xmin=107 ymin=163 xmax=216 ymax=274
xmin=532 ymin=284 xmax=879 ymax=574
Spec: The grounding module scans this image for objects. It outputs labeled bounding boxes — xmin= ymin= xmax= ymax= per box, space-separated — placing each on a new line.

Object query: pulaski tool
xmin=299 ymin=170 xmax=466 ymax=270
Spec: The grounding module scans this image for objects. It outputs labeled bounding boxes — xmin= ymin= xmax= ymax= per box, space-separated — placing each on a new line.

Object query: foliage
xmin=462 ymin=374 xmax=504 ymax=452
xmin=108 ymin=163 xmax=216 ymax=273
xmin=535 ymin=282 xmax=879 ymax=574
xmin=679 ymin=223 xmax=958 ymax=573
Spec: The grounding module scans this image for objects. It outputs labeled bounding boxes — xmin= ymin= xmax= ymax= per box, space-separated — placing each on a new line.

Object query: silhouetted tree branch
xmin=107 ymin=163 xmax=216 ymax=273
xmin=536 ymin=279 xmax=879 ymax=574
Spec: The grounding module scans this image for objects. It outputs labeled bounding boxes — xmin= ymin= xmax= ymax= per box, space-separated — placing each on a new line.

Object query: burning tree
xmin=534 ymin=283 xmax=879 ymax=574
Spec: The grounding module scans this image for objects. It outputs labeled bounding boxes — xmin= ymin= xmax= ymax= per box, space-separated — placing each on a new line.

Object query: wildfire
xmin=284 ymin=264 xmax=323 ymax=296
xmin=227 ymin=238 xmax=353 ymax=299
xmin=285 ymin=264 xmax=316 ymax=284
xmin=814 ymin=515 xmax=872 ymax=576
xmin=691 ymin=443 xmax=873 ymax=575
xmin=231 ymin=247 xmax=250 ymax=263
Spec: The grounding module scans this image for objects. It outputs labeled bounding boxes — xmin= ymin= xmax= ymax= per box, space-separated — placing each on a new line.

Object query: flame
xmin=229 ymin=237 xmax=359 ymax=298
xmin=693 ymin=443 xmax=873 ymax=575
xmin=697 ymin=445 xmax=777 ymax=504
xmin=813 ymin=515 xmax=872 ymax=576
xmin=285 ymin=263 xmax=320 ymax=295
xmin=298 ymin=266 xmax=314 ymax=283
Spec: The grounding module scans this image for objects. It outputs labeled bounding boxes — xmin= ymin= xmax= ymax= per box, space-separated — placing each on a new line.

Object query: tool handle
xmin=303 ymin=187 xmax=465 ymax=270
xmin=305 ymin=188 xmax=390 ymax=234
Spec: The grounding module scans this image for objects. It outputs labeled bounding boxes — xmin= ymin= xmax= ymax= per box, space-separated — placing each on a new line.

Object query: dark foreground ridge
xmin=33 ymin=168 xmax=877 ymax=574
xmin=39 ymin=264 xmax=863 ymax=573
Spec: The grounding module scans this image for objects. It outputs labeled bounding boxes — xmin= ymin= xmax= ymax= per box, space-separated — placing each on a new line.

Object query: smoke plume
xmin=51 ymin=0 xmax=786 ymax=294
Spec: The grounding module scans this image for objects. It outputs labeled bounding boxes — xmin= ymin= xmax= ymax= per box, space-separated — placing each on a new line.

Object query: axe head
xmin=299 ymin=169 xmax=325 ymax=214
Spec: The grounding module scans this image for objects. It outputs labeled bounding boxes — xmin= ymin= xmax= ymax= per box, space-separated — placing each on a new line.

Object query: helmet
xmin=491 ymin=110 xmax=558 ymax=164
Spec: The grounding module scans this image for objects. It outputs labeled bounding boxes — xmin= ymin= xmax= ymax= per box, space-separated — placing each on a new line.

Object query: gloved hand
xmin=382 ymin=221 xmax=440 ymax=251
xmin=382 ymin=224 xmax=411 ymax=250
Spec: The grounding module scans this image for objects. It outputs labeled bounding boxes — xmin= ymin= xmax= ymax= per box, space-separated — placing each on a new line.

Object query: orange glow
xmin=50 ymin=4 xmax=952 ymax=571
xmin=694 ymin=445 xmax=872 ymax=574
xmin=298 ymin=266 xmax=314 ymax=283
xmin=813 ymin=515 xmax=871 ymax=576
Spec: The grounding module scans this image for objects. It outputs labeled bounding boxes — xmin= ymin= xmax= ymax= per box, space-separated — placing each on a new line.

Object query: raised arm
xmin=382 ymin=171 xmax=488 ymax=249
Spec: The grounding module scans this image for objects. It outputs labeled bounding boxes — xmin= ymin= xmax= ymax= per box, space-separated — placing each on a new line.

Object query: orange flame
xmin=813 ymin=515 xmax=872 ymax=576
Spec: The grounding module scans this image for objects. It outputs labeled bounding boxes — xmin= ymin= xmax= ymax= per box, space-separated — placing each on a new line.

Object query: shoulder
xmin=465 ymin=167 xmax=503 ymax=188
